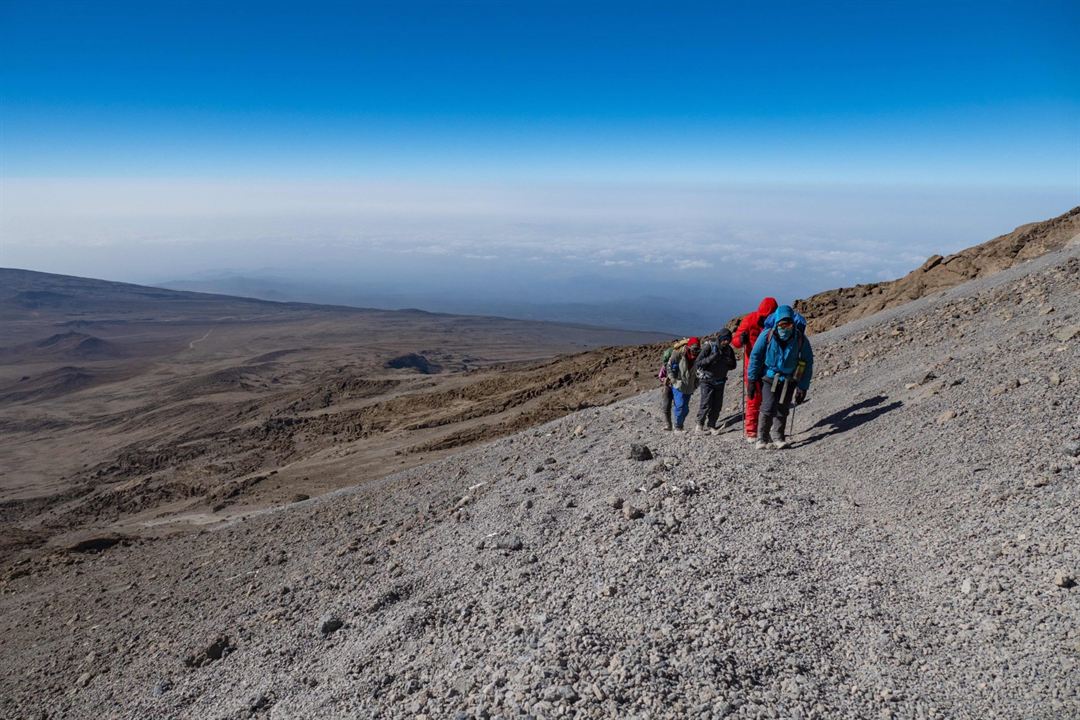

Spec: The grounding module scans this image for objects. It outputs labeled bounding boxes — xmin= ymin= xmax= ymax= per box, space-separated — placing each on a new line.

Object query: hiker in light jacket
xmin=694 ymin=329 xmax=737 ymax=433
xmin=748 ymin=305 xmax=813 ymax=449
xmin=666 ymin=336 xmax=701 ymax=431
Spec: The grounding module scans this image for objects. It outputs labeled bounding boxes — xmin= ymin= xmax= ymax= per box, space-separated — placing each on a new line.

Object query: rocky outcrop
xmin=794 ymin=206 xmax=1080 ymax=332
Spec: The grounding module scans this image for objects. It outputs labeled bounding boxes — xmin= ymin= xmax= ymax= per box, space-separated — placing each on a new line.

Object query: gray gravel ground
xmin=2 ymin=241 xmax=1078 ymax=720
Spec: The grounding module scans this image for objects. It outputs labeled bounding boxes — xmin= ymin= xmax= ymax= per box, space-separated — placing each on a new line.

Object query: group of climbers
xmin=658 ymin=297 xmax=814 ymax=450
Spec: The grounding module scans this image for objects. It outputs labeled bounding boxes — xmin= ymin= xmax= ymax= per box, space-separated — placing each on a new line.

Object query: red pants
xmin=743 ymin=365 xmax=762 ymax=437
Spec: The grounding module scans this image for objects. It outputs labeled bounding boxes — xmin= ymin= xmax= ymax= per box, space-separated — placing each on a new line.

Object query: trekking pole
xmin=740 ymin=351 xmax=747 ymax=432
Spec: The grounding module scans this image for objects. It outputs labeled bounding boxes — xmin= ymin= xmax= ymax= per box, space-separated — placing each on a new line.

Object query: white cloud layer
xmin=1 ymin=177 xmax=1074 ymax=316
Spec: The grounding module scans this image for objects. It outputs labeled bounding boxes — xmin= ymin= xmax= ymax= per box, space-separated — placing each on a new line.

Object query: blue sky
xmin=1 ymin=1 xmax=1078 ymax=331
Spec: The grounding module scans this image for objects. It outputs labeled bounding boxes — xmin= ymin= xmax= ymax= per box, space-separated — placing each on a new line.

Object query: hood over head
xmin=716 ymin=328 xmax=733 ymax=343
xmin=757 ymin=297 xmax=779 ymax=316
xmin=774 ymin=305 xmax=796 ymax=323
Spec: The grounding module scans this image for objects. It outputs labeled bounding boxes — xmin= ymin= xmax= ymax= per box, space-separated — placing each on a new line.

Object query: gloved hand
xmin=746 ymin=382 xmax=757 ymax=400
xmin=794 ymin=388 xmax=806 ymax=404
xmin=739 ymin=331 xmax=750 ymax=348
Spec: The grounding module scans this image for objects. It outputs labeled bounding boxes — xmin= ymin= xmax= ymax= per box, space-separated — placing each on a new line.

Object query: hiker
xmin=658 ymin=347 xmax=675 ymax=431
xmin=694 ymin=329 xmax=737 ymax=433
xmin=732 ymin=297 xmax=778 ymax=443
xmin=666 ymin=336 xmax=701 ymax=431
xmin=747 ymin=305 xmax=814 ymax=449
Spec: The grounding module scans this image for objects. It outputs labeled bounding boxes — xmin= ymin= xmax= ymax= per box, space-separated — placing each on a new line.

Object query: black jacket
xmin=695 ymin=341 xmax=737 ymax=385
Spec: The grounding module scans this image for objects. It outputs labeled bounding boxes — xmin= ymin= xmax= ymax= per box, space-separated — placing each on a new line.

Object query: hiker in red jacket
xmin=731 ymin=296 xmax=778 ymax=443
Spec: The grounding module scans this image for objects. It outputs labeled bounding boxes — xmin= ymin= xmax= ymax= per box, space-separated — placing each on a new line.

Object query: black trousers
xmin=660 ymin=383 xmax=673 ymax=422
xmin=758 ymin=378 xmax=794 ymax=440
xmin=696 ymin=381 xmax=726 ymax=428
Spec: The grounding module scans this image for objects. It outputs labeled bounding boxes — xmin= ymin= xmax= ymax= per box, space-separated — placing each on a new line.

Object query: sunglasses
xmin=777 ymin=320 xmax=794 ymax=328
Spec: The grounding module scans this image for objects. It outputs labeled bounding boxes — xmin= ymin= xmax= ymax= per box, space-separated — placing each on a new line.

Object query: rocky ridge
xmin=794 ymin=206 xmax=1080 ymax=332
xmin=0 ymin=236 xmax=1077 ymax=718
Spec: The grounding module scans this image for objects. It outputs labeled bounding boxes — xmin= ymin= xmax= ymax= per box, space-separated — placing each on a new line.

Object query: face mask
xmin=777 ymin=326 xmax=792 ymax=340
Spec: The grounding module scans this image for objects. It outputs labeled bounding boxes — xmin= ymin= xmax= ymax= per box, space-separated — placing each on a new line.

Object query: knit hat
xmin=687 ymin=336 xmax=700 ymax=348
xmin=716 ymin=329 xmax=732 ymax=343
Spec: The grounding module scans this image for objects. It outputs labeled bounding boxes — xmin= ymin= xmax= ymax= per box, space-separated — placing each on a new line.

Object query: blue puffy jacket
xmin=748 ymin=305 xmax=814 ymax=391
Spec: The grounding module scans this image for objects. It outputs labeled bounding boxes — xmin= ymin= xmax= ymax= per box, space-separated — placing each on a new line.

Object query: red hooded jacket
xmin=732 ymin=297 xmax=779 ymax=353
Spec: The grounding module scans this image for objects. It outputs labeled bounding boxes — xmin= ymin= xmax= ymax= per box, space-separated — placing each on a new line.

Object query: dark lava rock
xmin=184 ymin=635 xmax=235 ymax=667
xmin=66 ymin=535 xmax=126 ymax=554
xmin=320 ymin=615 xmax=345 ymax=635
xmin=629 ymin=444 xmax=654 ymax=461
xmin=493 ymin=534 xmax=524 ymax=551
xmin=384 ymin=353 xmax=441 ymax=374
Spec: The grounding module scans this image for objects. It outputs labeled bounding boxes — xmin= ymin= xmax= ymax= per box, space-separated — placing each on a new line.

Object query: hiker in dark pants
xmin=748 ymin=305 xmax=813 ymax=449
xmin=694 ymin=329 xmax=737 ymax=433
xmin=658 ymin=347 xmax=675 ymax=431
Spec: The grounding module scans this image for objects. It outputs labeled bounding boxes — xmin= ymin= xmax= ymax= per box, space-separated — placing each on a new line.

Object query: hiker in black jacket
xmin=694 ymin=329 xmax=738 ymax=433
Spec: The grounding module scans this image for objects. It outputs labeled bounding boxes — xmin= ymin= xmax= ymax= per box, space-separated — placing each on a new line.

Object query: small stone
xmin=937 ymin=410 xmax=957 ymax=424
xmin=1063 ymin=441 xmax=1080 ymax=458
xmin=320 ymin=615 xmax=344 ymax=635
xmin=573 ymin=425 xmax=585 ymax=437
xmin=543 ymin=685 xmax=580 ymax=703
xmin=184 ymin=635 xmax=235 ymax=667
xmin=1048 ymin=372 xmax=1061 ymax=387
xmin=493 ymin=534 xmax=524 ymax=551
xmin=76 ymin=672 xmax=92 ymax=688
xmin=960 ymin=578 xmax=973 ymax=595
xmin=622 ymin=505 xmax=645 ymax=520
xmin=1053 ymin=325 xmax=1080 ymax=342
xmin=990 ymin=384 xmax=1008 ymax=397
xmin=1054 ymin=570 xmax=1076 ymax=589
xmin=290 ymin=493 xmax=310 ymax=503
xmin=608 ymin=496 xmax=624 ymax=510
xmin=629 ymin=444 xmax=654 ymax=461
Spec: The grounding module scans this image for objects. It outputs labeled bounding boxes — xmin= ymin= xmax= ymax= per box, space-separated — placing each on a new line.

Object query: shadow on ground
xmin=793 ymin=394 xmax=903 ymax=447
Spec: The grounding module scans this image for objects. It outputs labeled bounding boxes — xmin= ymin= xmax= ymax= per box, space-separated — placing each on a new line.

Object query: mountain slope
xmin=2 ymin=232 xmax=1077 ymax=718
xmin=794 ymin=205 xmax=1080 ymax=332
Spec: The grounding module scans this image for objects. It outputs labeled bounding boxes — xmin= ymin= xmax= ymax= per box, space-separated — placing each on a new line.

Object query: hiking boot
xmin=673 ymin=426 xmax=685 ymax=433
xmin=772 ymin=438 xmax=789 ymax=449
xmin=695 ymin=422 xmax=706 ymax=433
xmin=664 ymin=417 xmax=673 ymax=431
xmin=745 ymin=435 xmax=757 ymax=444
xmin=755 ymin=439 xmax=769 ymax=450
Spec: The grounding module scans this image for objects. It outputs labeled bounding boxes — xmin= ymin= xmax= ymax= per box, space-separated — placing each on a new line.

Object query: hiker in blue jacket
xmin=747 ymin=305 xmax=813 ymax=449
